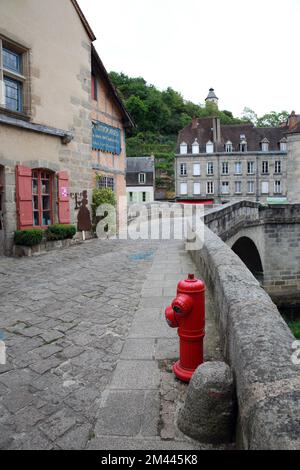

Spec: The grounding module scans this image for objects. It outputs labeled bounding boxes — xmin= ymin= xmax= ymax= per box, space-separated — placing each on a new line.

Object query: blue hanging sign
xmin=92 ymin=121 xmax=121 ymax=155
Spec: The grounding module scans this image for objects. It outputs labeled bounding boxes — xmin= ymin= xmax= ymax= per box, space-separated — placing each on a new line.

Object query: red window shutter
xmin=57 ymin=171 xmax=70 ymax=224
xmin=16 ymin=165 xmax=33 ymax=230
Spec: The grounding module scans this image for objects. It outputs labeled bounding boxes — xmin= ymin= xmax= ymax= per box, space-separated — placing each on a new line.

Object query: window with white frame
xmin=138 ymin=173 xmax=146 ymax=184
xmin=235 ymin=162 xmax=242 ymax=174
xmin=193 ymin=183 xmax=201 ymax=195
xmin=221 ymin=181 xmax=229 ymax=194
xmin=206 ymin=181 xmax=214 ymax=194
xmin=180 ymin=142 xmax=188 ymax=154
xmin=180 ymin=163 xmax=187 ymax=176
xmin=262 ymin=161 xmax=269 ymax=174
xmin=274 ymin=180 xmax=282 ymax=194
xmin=192 ymin=139 xmax=199 ymax=154
xmin=247 ymin=161 xmax=254 ymax=174
xmin=247 ymin=181 xmax=254 ymax=193
xmin=180 ymin=182 xmax=188 ymax=195
xmin=207 ymin=162 xmax=214 ymax=175
xmin=98 ymin=176 xmax=114 ymax=190
xmin=235 ymin=181 xmax=242 ymax=194
xmin=280 ymin=141 xmax=287 ymax=152
xmin=225 ymin=141 xmax=233 ymax=152
xmin=240 ymin=140 xmax=247 ymax=152
xmin=275 ymin=161 xmax=282 ymax=174
xmin=193 ymin=163 xmax=201 ymax=176
xmin=261 ymin=142 xmax=269 ymax=152
xmin=222 ymin=162 xmax=229 ymax=175
xmin=0 ymin=37 xmax=29 ymax=113
xmin=206 ymin=141 xmax=214 ymax=154
xmin=261 ymin=182 xmax=269 ymax=194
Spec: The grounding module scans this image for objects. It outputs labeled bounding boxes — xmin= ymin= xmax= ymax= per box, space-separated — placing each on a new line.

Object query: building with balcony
xmin=175 ymin=90 xmax=299 ymax=205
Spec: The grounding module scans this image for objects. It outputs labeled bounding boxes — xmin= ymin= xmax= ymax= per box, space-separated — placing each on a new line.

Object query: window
xmin=98 ymin=176 xmax=114 ymax=190
xmin=180 ymin=142 xmax=188 ymax=154
xmin=280 ymin=141 xmax=287 ymax=152
xmin=207 ymin=162 xmax=214 ymax=175
xmin=129 ymin=192 xmax=133 ymax=202
xmin=206 ymin=141 xmax=214 ymax=154
xmin=240 ymin=137 xmax=247 ymax=152
xmin=225 ymin=141 xmax=233 ymax=153
xmin=261 ymin=182 xmax=269 ymax=194
xmin=32 ymin=170 xmax=53 ymax=227
xmin=222 ymin=162 xmax=229 ymax=175
xmin=261 ymin=140 xmax=269 ymax=152
xmin=138 ymin=173 xmax=146 ymax=184
xmin=262 ymin=161 xmax=269 ymax=174
xmin=274 ymin=180 xmax=282 ymax=194
xmin=247 ymin=161 xmax=254 ymax=174
xmin=180 ymin=163 xmax=187 ymax=176
xmin=0 ymin=39 xmax=28 ymax=113
xmin=192 ymin=139 xmax=199 ymax=154
xmin=275 ymin=161 xmax=282 ymax=174
xmin=221 ymin=181 xmax=229 ymax=194
xmin=235 ymin=162 xmax=242 ymax=174
xmin=193 ymin=163 xmax=201 ymax=176
xmin=180 ymin=183 xmax=188 ymax=195
xmin=142 ymin=192 xmax=146 ymax=202
xmin=193 ymin=183 xmax=201 ymax=195
xmin=206 ymin=181 xmax=214 ymax=194
xmin=235 ymin=181 xmax=242 ymax=194
xmin=247 ymin=181 xmax=254 ymax=193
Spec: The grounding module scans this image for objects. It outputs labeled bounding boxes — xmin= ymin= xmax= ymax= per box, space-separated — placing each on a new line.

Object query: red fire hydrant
xmin=165 ymin=274 xmax=205 ymax=382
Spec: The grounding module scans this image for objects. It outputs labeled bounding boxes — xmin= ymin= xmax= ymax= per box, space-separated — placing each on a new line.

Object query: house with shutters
xmin=0 ymin=0 xmax=133 ymax=254
xmin=126 ymin=156 xmax=155 ymax=203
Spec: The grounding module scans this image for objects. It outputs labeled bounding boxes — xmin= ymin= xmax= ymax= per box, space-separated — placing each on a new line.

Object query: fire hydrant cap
xmin=177 ymin=274 xmax=206 ymax=294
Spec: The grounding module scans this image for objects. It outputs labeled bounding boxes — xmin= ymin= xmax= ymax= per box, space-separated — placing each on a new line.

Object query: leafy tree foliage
xmin=242 ymin=107 xmax=289 ymax=127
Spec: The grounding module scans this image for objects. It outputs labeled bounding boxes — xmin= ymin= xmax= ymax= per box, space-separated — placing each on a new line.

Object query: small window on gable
xmin=192 ymin=139 xmax=199 ymax=154
xmin=206 ymin=141 xmax=214 ymax=154
xmin=240 ymin=140 xmax=247 ymax=152
xmin=180 ymin=142 xmax=188 ymax=154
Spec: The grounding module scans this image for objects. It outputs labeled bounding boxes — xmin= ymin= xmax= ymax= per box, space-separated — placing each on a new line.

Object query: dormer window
xmin=279 ymin=138 xmax=287 ymax=152
xmin=192 ymin=139 xmax=199 ymax=155
xmin=206 ymin=140 xmax=214 ymax=154
xmin=240 ymin=140 xmax=247 ymax=152
xmin=261 ymin=138 xmax=269 ymax=152
xmin=180 ymin=142 xmax=188 ymax=155
xmin=139 ymin=173 xmax=146 ymax=184
xmin=225 ymin=141 xmax=233 ymax=153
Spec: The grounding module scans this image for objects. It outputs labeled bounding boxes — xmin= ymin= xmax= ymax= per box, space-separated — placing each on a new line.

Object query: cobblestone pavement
xmin=0 ymin=238 xmax=223 ymax=450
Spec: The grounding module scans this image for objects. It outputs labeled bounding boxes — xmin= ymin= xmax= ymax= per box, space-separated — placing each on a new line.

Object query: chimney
xmin=288 ymin=111 xmax=298 ymax=130
xmin=192 ymin=116 xmax=198 ymax=129
xmin=212 ymin=117 xmax=221 ymax=144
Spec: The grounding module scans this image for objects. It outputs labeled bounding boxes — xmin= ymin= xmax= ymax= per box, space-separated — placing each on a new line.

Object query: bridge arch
xmin=231 ymin=236 xmax=263 ymax=279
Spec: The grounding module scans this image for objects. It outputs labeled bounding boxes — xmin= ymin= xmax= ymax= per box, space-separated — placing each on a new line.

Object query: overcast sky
xmin=78 ymin=0 xmax=299 ymax=117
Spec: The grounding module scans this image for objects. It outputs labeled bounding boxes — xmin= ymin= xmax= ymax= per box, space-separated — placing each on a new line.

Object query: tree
xmin=242 ymin=107 xmax=258 ymax=125
xmin=257 ymin=111 xmax=289 ymax=128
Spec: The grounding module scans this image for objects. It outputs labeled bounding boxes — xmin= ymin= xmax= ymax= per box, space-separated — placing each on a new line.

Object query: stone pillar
xmin=177 ymin=362 xmax=236 ymax=444
xmin=287 ymin=132 xmax=300 ymax=203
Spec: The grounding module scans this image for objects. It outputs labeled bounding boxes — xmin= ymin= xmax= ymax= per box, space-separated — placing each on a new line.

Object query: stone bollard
xmin=177 ymin=361 xmax=236 ymax=444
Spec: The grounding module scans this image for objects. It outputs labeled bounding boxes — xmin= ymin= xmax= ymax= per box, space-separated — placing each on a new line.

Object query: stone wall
xmin=188 ymin=218 xmax=300 ymax=449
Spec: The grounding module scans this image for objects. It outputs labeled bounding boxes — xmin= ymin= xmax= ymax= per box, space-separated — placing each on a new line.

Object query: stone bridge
xmin=187 ymin=201 xmax=300 ymax=449
xmin=204 ymin=201 xmax=300 ymax=308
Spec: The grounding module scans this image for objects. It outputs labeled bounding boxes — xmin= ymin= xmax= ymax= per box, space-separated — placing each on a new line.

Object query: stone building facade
xmin=0 ymin=0 xmax=133 ymax=254
xmin=175 ymin=90 xmax=299 ymax=205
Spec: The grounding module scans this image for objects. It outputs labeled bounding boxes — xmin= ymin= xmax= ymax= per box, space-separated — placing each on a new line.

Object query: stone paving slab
xmin=0 ymin=237 xmax=223 ymax=450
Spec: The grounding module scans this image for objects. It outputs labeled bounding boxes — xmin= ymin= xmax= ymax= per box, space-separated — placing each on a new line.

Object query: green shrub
xmin=14 ymin=229 xmax=43 ymax=247
xmin=45 ymin=224 xmax=76 ymax=241
xmin=92 ymin=188 xmax=116 ymax=219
